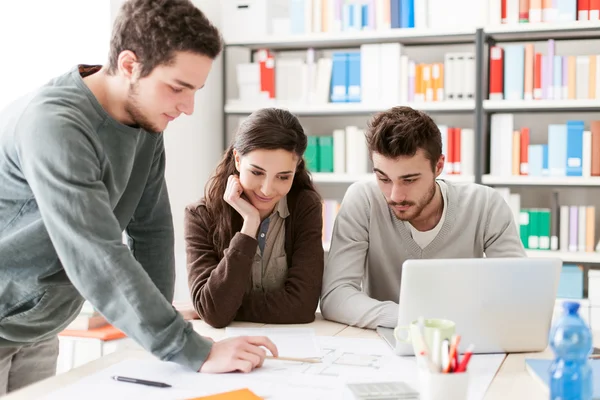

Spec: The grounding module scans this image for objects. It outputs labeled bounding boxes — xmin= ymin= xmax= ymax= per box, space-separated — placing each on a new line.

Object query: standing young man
xmin=0 ymin=0 xmax=276 ymax=394
xmin=321 ymin=106 xmax=526 ymax=329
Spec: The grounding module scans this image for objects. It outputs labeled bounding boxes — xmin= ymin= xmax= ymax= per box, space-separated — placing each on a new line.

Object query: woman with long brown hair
xmin=184 ymin=108 xmax=324 ymax=328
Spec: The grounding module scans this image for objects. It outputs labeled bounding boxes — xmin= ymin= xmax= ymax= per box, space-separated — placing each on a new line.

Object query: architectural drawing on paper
xmin=266 ymin=346 xmax=385 ymax=377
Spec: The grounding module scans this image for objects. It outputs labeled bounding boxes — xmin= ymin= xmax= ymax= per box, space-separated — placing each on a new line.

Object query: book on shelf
xmin=491 ymin=0 xmax=600 ymax=25
xmin=556 ymin=265 xmax=584 ymax=299
xmin=322 ymin=200 xmax=340 ymax=245
xmin=488 ymin=39 xmax=600 ymax=102
xmin=232 ymin=47 xmax=474 ymax=109
xmin=221 ymin=0 xmax=600 ymax=43
xmin=489 ymin=115 xmax=600 ymax=178
xmin=305 ymin=124 xmax=473 ymax=177
xmin=290 ymin=0 xmax=512 ymax=34
xmin=495 ymin=188 xmax=597 ymax=253
xmin=305 ymin=126 xmax=369 ymax=174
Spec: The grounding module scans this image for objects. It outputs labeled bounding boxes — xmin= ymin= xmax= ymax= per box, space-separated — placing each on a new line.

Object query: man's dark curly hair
xmin=365 ymin=106 xmax=442 ymax=171
xmin=106 ymin=0 xmax=223 ymax=78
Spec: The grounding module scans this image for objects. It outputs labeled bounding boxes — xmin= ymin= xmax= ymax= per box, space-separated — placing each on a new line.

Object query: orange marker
xmin=444 ymin=335 xmax=460 ymax=373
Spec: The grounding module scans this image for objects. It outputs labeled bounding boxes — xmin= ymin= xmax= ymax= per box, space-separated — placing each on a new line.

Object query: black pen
xmin=112 ymin=375 xmax=172 ymax=388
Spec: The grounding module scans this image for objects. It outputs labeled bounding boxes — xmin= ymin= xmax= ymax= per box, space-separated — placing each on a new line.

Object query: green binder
xmin=538 ymin=209 xmax=551 ymax=250
xmin=305 ymin=136 xmax=319 ymax=172
xmin=527 ymin=209 xmax=539 ymax=250
xmin=519 ymin=210 xmax=529 ymax=249
xmin=317 ymin=136 xmax=334 ymax=173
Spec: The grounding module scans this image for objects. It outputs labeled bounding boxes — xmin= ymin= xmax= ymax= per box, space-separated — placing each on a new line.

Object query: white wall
xmin=165 ymin=1 xmax=223 ymax=301
xmin=110 ymin=0 xmax=224 ymax=302
xmin=0 ymin=0 xmax=110 ymax=109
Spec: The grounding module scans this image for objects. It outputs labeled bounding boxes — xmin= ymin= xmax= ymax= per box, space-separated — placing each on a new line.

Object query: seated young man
xmin=320 ymin=106 xmax=526 ymax=329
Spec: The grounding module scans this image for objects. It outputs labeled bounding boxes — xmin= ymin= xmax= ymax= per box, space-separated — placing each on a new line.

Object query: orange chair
xmin=58 ymin=325 xmax=129 ymax=371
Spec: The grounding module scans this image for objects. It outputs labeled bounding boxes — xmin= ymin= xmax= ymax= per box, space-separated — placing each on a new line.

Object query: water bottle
xmin=549 ymin=301 xmax=593 ymax=400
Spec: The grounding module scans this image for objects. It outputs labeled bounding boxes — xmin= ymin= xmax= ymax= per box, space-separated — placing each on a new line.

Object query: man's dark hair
xmin=365 ymin=106 xmax=442 ymax=171
xmin=107 ymin=0 xmax=223 ymax=78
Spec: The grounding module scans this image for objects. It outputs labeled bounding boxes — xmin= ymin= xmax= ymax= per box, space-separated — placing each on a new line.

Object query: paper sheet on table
xmin=225 ymin=327 xmax=321 ymax=359
xmin=40 ymin=337 xmax=505 ymax=400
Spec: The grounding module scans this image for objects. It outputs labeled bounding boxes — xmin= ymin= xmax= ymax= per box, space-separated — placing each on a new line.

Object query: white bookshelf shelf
xmin=323 ymin=246 xmax=600 ymax=262
xmin=438 ymin=174 xmax=476 ymax=183
xmin=483 ymin=99 xmax=600 ymax=112
xmin=312 ymin=173 xmax=374 ymax=183
xmin=225 ymin=101 xmax=476 ymax=116
xmin=224 ymin=28 xmax=477 ymax=50
xmin=526 ymin=250 xmax=600 ymax=264
xmin=485 ymin=21 xmax=600 ymax=41
xmin=324 ymin=247 xmax=600 ymax=262
xmin=482 ymin=175 xmax=600 ymax=187
xmin=312 ymin=173 xmax=475 ymax=184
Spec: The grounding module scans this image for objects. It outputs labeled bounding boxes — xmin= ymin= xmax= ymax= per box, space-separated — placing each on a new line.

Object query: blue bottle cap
xmin=563 ymin=301 xmax=580 ymax=314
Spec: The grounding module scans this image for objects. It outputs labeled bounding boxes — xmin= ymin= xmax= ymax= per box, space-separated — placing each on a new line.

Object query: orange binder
xmin=432 ymin=63 xmax=444 ymax=101
xmin=524 ymin=44 xmax=534 ymax=100
xmin=533 ymin=53 xmax=542 ymax=99
xmin=423 ymin=64 xmax=433 ymax=102
xmin=586 ymin=207 xmax=596 ymax=252
xmin=590 ymin=55 xmax=597 ymax=99
xmin=415 ymin=64 xmax=424 ymax=102
xmin=187 ymin=389 xmax=262 ymax=400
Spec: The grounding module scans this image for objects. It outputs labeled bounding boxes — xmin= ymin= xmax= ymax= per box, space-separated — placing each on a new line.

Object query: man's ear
xmin=117 ymin=50 xmax=140 ymax=81
xmin=435 ymin=154 xmax=445 ymax=177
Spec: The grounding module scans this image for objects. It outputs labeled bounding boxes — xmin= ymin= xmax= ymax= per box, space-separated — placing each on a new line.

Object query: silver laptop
xmin=378 ymin=257 xmax=562 ymax=355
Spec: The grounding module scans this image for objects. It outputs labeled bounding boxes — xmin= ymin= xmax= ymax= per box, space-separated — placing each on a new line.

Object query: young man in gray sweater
xmin=321 ymin=106 xmax=526 ymax=330
xmin=0 ymin=0 xmax=276 ymax=394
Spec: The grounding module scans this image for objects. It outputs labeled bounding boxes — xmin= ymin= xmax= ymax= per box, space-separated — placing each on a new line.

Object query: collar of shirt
xmin=273 ymin=195 xmax=290 ymax=219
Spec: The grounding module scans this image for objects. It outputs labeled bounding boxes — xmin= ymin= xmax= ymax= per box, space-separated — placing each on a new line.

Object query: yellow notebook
xmin=186 ymin=388 xmax=263 ymax=400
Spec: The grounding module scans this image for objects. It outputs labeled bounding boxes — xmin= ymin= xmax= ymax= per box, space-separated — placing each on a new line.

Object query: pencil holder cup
xmin=394 ymin=318 xmax=455 ymax=355
xmin=418 ymin=369 xmax=469 ymax=400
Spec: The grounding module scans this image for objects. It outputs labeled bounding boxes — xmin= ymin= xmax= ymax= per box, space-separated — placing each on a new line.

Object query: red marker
xmin=455 ymin=344 xmax=475 ymax=373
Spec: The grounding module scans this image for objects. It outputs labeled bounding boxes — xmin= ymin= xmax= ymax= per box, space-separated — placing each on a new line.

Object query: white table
xmin=5 ymin=314 xmax=569 ymax=399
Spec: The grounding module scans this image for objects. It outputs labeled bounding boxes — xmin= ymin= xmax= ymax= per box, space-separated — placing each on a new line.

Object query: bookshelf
xmin=484 ymin=20 xmax=600 ymax=42
xmin=225 ymin=27 xmax=477 ymax=50
xmin=482 ymin=176 xmax=600 ymax=187
xmin=222 ymin=26 xmax=481 ymax=180
xmin=481 ymin=22 xmax=600 ymax=264
xmin=222 ymin=19 xmax=600 ymax=263
xmin=321 ymin=246 xmax=600 ymax=264
xmin=483 ymin=99 xmax=600 ymax=112
xmin=526 ymin=250 xmax=600 ymax=264
xmin=312 ymin=173 xmax=475 ymax=184
xmin=312 ymin=173 xmax=374 ymax=183
xmin=225 ymin=100 xmax=476 ymax=116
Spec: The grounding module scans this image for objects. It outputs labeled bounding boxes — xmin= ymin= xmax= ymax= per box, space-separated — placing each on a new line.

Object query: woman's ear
xmin=233 ymin=149 xmax=241 ymax=172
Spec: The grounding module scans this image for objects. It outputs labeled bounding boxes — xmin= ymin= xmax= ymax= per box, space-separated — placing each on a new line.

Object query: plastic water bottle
xmin=549 ymin=301 xmax=593 ymax=400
